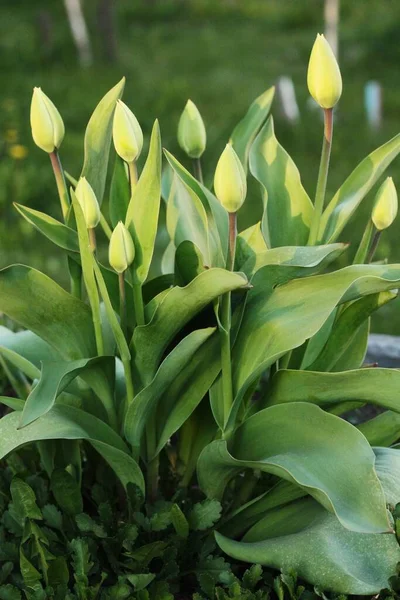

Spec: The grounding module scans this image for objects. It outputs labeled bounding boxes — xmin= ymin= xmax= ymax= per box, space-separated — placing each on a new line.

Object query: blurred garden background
xmin=1 ymin=0 xmax=400 ymax=332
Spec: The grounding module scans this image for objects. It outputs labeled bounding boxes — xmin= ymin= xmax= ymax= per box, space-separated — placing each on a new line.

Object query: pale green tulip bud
xmin=30 ymin=87 xmax=65 ymax=153
xmin=307 ymin=34 xmax=342 ymax=109
xmin=109 ymin=221 xmax=135 ymax=273
xmin=372 ymin=177 xmax=398 ymax=231
xmin=75 ymin=177 xmax=100 ymax=229
xmin=113 ymin=100 xmax=143 ymax=163
xmin=177 ymin=99 xmax=206 ymax=158
xmin=214 ymin=144 xmax=246 ymax=213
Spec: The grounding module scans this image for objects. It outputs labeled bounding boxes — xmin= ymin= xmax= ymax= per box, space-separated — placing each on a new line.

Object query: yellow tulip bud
xmin=177 ymin=99 xmax=206 ymax=158
xmin=113 ymin=100 xmax=143 ymax=163
xmin=30 ymin=87 xmax=65 ymax=153
xmin=75 ymin=177 xmax=100 ymax=229
xmin=214 ymin=144 xmax=246 ymax=213
xmin=307 ymin=34 xmax=342 ymax=109
xmin=372 ymin=177 xmax=398 ymax=231
xmin=109 ymin=221 xmax=135 ymax=273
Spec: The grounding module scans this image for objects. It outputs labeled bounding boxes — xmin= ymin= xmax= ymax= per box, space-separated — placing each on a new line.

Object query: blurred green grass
xmin=1 ymin=0 xmax=400 ymax=332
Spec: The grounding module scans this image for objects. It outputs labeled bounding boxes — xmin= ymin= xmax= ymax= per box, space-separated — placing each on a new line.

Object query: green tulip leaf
xmin=124 ymin=327 xmax=218 ymax=458
xmin=126 ymin=120 xmax=162 ymax=285
xmin=0 ymin=266 xmax=96 ymax=359
xmin=357 ymin=411 xmax=400 ymax=447
xmin=109 ymin=154 xmax=130 ymax=227
xmin=0 ymin=346 xmax=40 ymax=381
xmin=81 ymin=77 xmax=125 ymax=204
xmin=230 ymin=86 xmax=275 ymax=172
xmin=131 ymin=268 xmax=248 ymax=386
xmin=20 ymin=357 xmax=116 ymax=429
xmin=235 ymin=222 xmax=268 ymax=275
xmin=0 ymin=405 xmax=144 ymax=493
xmin=14 ymin=204 xmax=79 ymax=252
xmin=0 ymin=326 xmax=61 ymax=366
xmin=164 ymin=150 xmax=228 ymax=266
xmin=320 ymin=132 xmax=400 ymax=243
xmin=267 ymin=367 xmax=400 ymax=417
xmin=233 ymin=263 xmax=400 ymax=409
xmin=166 ymin=173 xmax=210 ymax=264
xmin=249 ymin=117 xmax=314 ymax=247
xmin=216 ymin=447 xmax=400 ymax=595
xmin=198 ymin=402 xmax=389 ymax=534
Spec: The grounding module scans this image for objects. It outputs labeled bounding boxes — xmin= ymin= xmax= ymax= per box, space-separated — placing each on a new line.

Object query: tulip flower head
xmin=75 ymin=177 xmax=100 ymax=229
xmin=109 ymin=221 xmax=135 ymax=273
xmin=214 ymin=144 xmax=246 ymax=213
xmin=113 ymin=100 xmax=143 ymax=163
xmin=307 ymin=34 xmax=342 ymax=109
xmin=372 ymin=177 xmax=398 ymax=231
xmin=30 ymin=87 xmax=65 ymax=153
xmin=177 ymin=99 xmax=206 ymax=158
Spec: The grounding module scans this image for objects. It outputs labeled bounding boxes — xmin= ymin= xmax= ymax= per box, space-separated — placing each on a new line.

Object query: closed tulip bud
xmin=109 ymin=221 xmax=135 ymax=273
xmin=307 ymin=34 xmax=342 ymax=109
xmin=30 ymin=87 xmax=65 ymax=153
xmin=372 ymin=177 xmax=398 ymax=231
xmin=75 ymin=177 xmax=100 ymax=229
xmin=113 ymin=100 xmax=143 ymax=163
xmin=177 ymin=99 xmax=206 ymax=158
xmin=214 ymin=144 xmax=246 ymax=213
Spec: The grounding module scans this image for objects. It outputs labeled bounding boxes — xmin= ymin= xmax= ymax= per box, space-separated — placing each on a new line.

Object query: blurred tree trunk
xmin=36 ymin=11 xmax=54 ymax=60
xmin=63 ymin=0 xmax=93 ymax=67
xmin=97 ymin=0 xmax=118 ymax=63
xmin=324 ymin=0 xmax=339 ymax=58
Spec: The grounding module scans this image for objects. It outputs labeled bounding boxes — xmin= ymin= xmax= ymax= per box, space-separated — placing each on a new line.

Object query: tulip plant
xmin=2 ymin=34 xmax=400 ymax=598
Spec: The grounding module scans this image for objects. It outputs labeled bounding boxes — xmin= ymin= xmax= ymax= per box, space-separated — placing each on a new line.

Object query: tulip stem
xmin=354 ymin=219 xmax=374 ymax=264
xmin=118 ymin=272 xmax=127 ymax=339
xmin=220 ymin=212 xmax=237 ymax=431
xmin=193 ymin=158 xmax=203 ymax=185
xmin=308 ymin=108 xmax=333 ymax=245
xmin=88 ymin=228 xmax=97 ymax=253
xmin=132 ymin=280 xmax=145 ymax=327
xmin=367 ymin=229 xmax=382 ymax=264
xmin=49 ymin=150 xmax=70 ymax=220
xmin=128 ymin=161 xmax=138 ymax=195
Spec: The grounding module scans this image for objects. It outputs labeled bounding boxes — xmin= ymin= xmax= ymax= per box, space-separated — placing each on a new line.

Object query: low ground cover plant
xmin=2 ymin=34 xmax=400 ymax=599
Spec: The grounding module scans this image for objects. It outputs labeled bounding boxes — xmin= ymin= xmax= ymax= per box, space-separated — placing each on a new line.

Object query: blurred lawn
xmin=1 ymin=0 xmax=400 ymax=332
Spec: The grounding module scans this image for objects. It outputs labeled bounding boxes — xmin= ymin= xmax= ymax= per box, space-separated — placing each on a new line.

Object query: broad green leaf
xmin=0 ymin=346 xmax=40 ymax=380
xmin=20 ymin=357 xmax=116 ymax=429
xmin=267 ymin=367 xmax=400 ymax=415
xmin=0 ymin=397 xmax=24 ymax=411
xmin=166 ymin=173 xmax=210 ymax=263
xmin=0 ymin=405 xmax=144 ymax=494
xmin=198 ymin=402 xmax=389 ymax=534
xmin=109 ymin=154 xmax=130 ymax=227
xmin=235 ymin=222 xmax=267 ymax=275
xmin=0 ymin=326 xmax=61 ymax=367
xmin=230 ymin=87 xmax=275 ymax=172
xmin=0 ymin=266 xmax=96 ymax=359
xmin=124 ymin=328 xmax=217 ymax=457
xmin=331 ymin=319 xmax=369 ymax=372
xmin=175 ymin=241 xmax=207 ymax=285
xmin=249 ymin=117 xmax=313 ymax=247
xmin=216 ymin=498 xmax=399 ymax=595
xmin=81 ymin=78 xmax=125 ymax=204
xmin=14 ymin=204 xmax=79 ymax=252
xmin=164 ymin=150 xmax=228 ymax=266
xmin=306 ymin=291 xmax=396 ymax=371
xmin=216 ymin=448 xmax=400 ymax=595
xmin=320 ymin=132 xmax=400 ymax=243
xmin=232 ymin=263 xmax=400 ymax=407
xmin=241 ymin=243 xmax=346 ymax=280
xmin=126 ymin=120 xmax=162 ymax=284
xmin=131 ymin=268 xmax=248 ymax=386
xmin=358 ymin=411 xmax=400 ymax=447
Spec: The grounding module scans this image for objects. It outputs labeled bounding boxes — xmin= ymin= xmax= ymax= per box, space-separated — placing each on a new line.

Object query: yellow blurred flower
xmin=5 ymin=129 xmax=18 ymax=143
xmin=9 ymin=144 xmax=28 ymax=160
